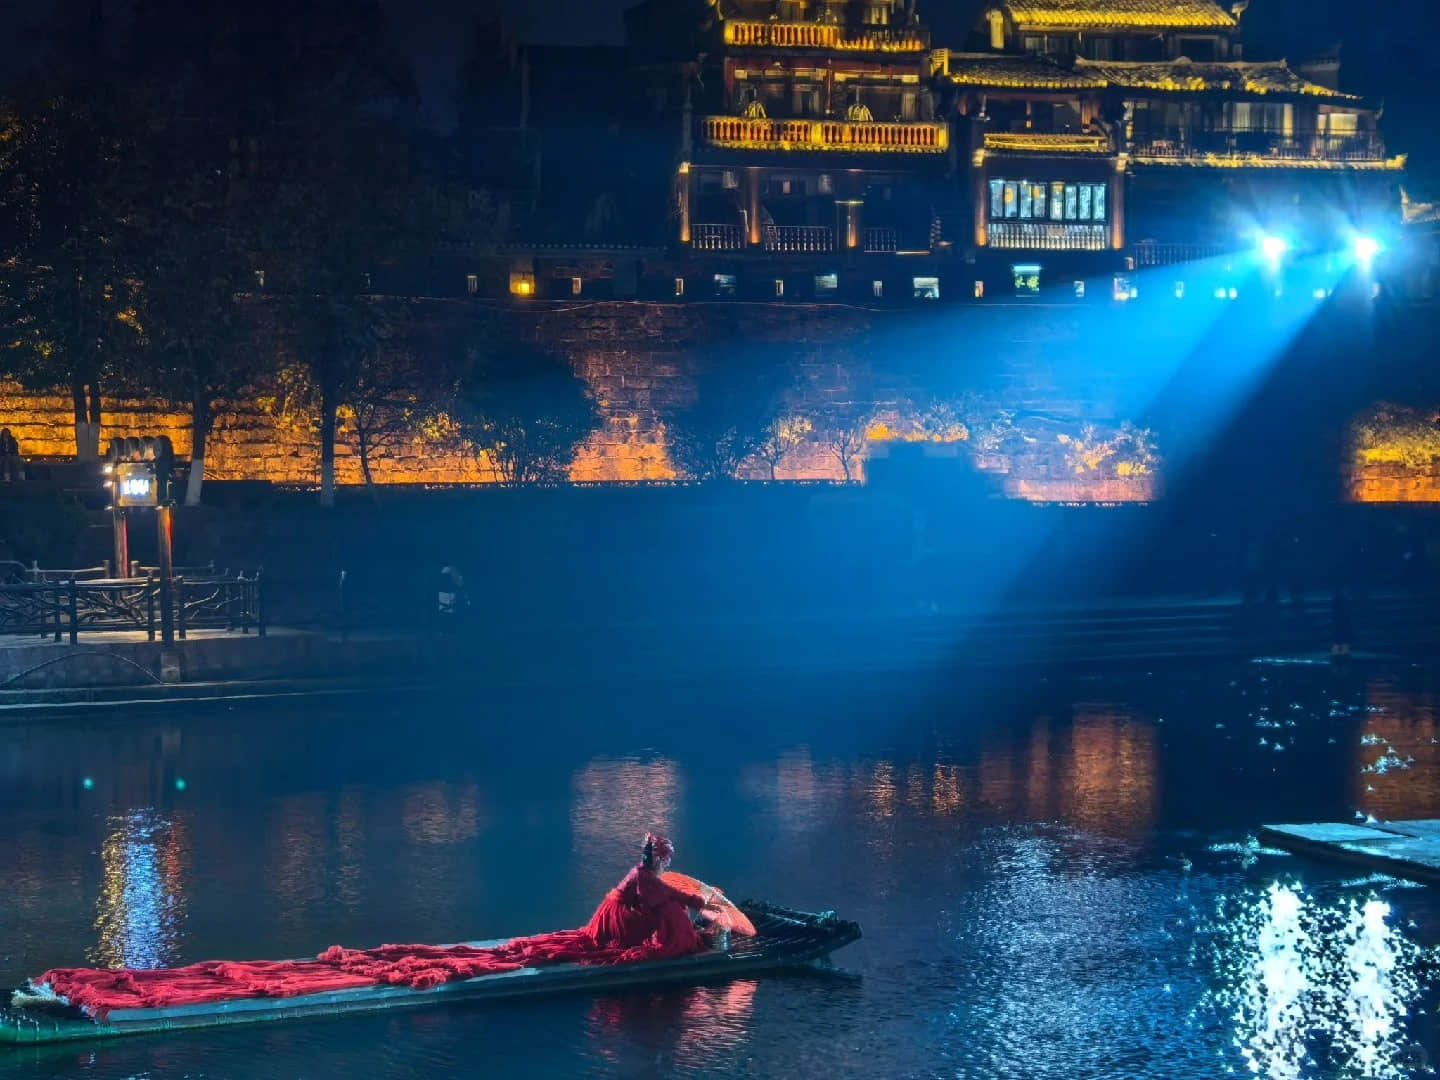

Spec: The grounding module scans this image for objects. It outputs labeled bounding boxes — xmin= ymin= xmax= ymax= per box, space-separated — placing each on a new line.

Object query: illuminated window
xmin=361 ymin=272 xmax=371 ymax=290
xmin=714 ymin=273 xmax=737 ymax=297
xmin=872 ymin=279 xmax=884 ymax=298
xmin=571 ymin=277 xmax=583 ymax=295
xmin=1019 ymin=182 xmax=1033 ymax=220
xmin=780 ymin=179 xmax=792 ymax=195
xmin=1028 ymin=182 xmax=1047 ymax=219
xmin=1228 ymin=287 xmax=1238 ymax=299
xmin=674 ymin=277 xmax=685 ymax=297
xmin=1092 ymin=184 xmax=1106 ymax=221
xmin=466 ymin=274 xmax=479 ymax=295
xmin=1050 ymin=182 xmax=1064 ymax=221
xmin=774 ymin=278 xmax=785 ymax=297
xmin=1214 ymin=286 xmax=1228 ymax=299
xmin=509 ymin=272 xmax=535 ymax=297
xmin=818 ymin=174 xmax=833 ymax=194
xmin=1124 ymin=256 xmax=1136 ymax=271
xmin=1112 ymin=275 xmax=1135 ymax=301
xmin=254 ymin=269 xmax=265 ymax=289
xmin=973 ymin=280 xmax=984 ymax=299
xmin=722 ymin=171 xmax=739 ymax=189
xmin=1064 ymin=184 xmax=1078 ymax=220
xmin=990 ymin=180 xmax=1004 ymax=219
xmin=1174 ymin=281 xmax=1185 ymax=299
xmin=913 ymin=276 xmax=940 ymax=300
xmin=1078 ymin=184 xmax=1092 ymax=220
xmin=1074 ymin=280 xmax=1085 ymax=298
xmin=815 ymin=273 xmax=839 ymax=296
xmin=1012 ymin=264 xmax=1041 ymax=295
xmin=1003 ymin=182 xmax=1018 ymax=219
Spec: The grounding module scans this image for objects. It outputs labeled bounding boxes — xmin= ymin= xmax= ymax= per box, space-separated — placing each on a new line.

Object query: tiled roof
xmin=1074 ymin=59 xmax=1360 ymax=100
xmin=999 ymin=0 xmax=1236 ymax=29
xmin=945 ymin=52 xmax=1106 ymax=89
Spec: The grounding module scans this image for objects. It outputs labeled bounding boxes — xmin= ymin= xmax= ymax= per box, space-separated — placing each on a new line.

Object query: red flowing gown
xmin=584 ymin=864 xmax=707 ymax=959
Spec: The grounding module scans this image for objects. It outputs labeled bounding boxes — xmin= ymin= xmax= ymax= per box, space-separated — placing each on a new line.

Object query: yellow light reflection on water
xmin=1354 ymin=680 xmax=1440 ymax=821
xmin=89 ymin=810 xmax=188 ymax=970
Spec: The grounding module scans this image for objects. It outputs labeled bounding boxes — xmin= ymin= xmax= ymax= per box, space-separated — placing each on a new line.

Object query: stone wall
xmin=0 ymin=299 xmax=1164 ymax=500
xmin=1349 ymin=461 xmax=1440 ymax=503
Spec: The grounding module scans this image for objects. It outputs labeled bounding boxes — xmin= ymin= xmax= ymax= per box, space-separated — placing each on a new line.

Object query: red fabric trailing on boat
xmin=37 ymin=864 xmax=720 ymax=1021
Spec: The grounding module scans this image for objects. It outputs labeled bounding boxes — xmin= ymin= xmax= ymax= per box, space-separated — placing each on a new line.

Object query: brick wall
xmin=0 ymin=299 xmax=1164 ymax=500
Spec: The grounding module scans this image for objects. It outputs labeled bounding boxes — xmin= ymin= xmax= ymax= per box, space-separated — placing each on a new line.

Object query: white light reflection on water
xmin=1202 ymin=882 xmax=1433 ymax=1080
xmin=89 ymin=809 xmax=187 ymax=970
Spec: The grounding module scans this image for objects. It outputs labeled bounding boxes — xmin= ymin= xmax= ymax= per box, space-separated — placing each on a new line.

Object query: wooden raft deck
xmin=1259 ymin=820 xmax=1440 ymax=884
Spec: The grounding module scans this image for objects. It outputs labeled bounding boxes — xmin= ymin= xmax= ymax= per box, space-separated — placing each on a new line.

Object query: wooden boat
xmin=1 ymin=900 xmax=859 ymax=1046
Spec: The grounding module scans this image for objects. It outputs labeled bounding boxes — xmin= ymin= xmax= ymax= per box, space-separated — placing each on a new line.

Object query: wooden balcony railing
xmin=692 ymin=223 xmax=745 ymax=251
xmin=723 ymin=21 xmax=929 ymax=52
xmin=1130 ymin=241 xmax=1229 ymax=267
xmin=1129 ymin=127 xmax=1390 ymax=164
xmin=701 ymin=116 xmax=948 ymax=154
xmin=764 ymin=225 xmax=835 ymax=253
xmin=987 ymin=222 xmax=1109 ymax=251
xmin=862 ymin=227 xmax=898 ymax=253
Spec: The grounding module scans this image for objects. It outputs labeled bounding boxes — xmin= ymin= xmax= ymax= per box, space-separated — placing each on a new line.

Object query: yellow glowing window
xmin=974 ymin=280 xmax=984 ymax=299
xmin=509 ymin=272 xmax=535 ymax=296
xmin=1003 ymin=182 xmax=1018 ymax=219
xmin=674 ymin=277 xmax=685 ymax=297
xmin=1050 ymin=182 xmax=1065 ymax=221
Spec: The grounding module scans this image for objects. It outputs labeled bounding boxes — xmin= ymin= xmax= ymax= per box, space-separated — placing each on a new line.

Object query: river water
xmin=3 ymin=661 xmax=1440 ymax=1079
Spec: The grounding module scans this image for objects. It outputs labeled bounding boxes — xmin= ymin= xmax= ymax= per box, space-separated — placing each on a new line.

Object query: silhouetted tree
xmin=452 ymin=340 xmax=599 ymax=483
xmin=668 ymin=359 xmax=790 ymax=481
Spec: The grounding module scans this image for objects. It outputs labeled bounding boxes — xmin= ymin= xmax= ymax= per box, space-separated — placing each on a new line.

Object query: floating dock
xmin=1260 ymin=820 xmax=1440 ymax=885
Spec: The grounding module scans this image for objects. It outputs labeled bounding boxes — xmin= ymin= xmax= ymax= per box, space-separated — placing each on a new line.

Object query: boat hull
xmin=2 ymin=901 xmax=859 ymax=1045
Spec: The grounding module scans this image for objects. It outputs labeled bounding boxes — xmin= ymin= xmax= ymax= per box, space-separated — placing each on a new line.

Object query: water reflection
xmin=89 ymin=809 xmax=188 ymax=970
xmin=1355 ymin=680 xmax=1440 ymax=821
xmin=1204 ymin=882 xmax=1429 ymax=1079
xmin=572 ymin=757 xmax=681 ymax=900
xmin=401 ymin=781 xmax=483 ymax=846
xmin=266 ymin=793 xmax=327 ymax=929
xmin=586 ymin=979 xmax=756 ymax=1070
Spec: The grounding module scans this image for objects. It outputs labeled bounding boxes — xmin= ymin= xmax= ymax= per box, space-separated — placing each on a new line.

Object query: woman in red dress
xmin=585 ymin=833 xmax=714 ymax=959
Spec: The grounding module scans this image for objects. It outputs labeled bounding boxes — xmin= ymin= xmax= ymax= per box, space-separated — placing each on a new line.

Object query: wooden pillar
xmin=678 ymin=162 xmax=692 ymax=245
xmin=745 ymin=167 xmax=763 ymax=246
xmin=157 ymin=504 xmax=175 ymax=645
xmin=112 ymin=508 xmax=128 ymax=581
xmin=1110 ymin=157 xmax=1126 ymax=251
xmin=837 ymin=200 xmax=862 ymax=249
xmin=974 ymin=160 xmax=989 ymax=248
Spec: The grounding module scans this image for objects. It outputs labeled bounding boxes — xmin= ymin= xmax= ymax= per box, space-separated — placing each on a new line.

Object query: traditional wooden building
xmin=484 ymin=0 xmax=1405 ymax=303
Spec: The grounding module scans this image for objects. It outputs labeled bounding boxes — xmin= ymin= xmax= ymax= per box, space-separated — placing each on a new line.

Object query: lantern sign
xmin=105 ymin=436 xmax=175 ymax=509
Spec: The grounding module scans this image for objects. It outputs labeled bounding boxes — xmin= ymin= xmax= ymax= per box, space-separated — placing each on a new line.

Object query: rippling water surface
xmin=3 ymin=662 xmax=1440 ymax=1078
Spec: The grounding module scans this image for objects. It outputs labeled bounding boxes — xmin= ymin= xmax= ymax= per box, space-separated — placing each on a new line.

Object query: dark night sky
xmin=0 ymin=0 xmax=1432 ymax=186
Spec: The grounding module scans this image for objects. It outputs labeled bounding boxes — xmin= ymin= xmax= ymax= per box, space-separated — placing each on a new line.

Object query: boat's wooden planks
xmin=2 ymin=903 xmax=859 ymax=1046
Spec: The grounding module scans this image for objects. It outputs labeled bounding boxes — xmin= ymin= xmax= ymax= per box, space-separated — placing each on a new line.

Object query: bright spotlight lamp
xmin=1259 ymin=234 xmax=1289 ymax=264
xmin=1352 ymin=235 xmax=1382 ymax=265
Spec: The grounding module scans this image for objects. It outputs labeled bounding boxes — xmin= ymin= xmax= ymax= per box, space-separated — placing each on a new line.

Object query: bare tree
xmin=751 ymin=414 xmax=813 ymax=480
xmin=821 ymin=405 xmax=873 ymax=483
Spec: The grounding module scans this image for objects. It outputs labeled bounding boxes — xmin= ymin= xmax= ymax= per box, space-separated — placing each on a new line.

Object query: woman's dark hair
xmin=641 ymin=838 xmax=655 ymax=871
